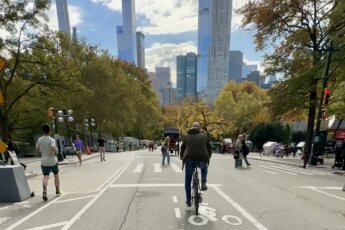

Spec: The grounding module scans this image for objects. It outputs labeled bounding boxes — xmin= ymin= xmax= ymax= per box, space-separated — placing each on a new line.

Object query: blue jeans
xmin=185 ymin=160 xmax=208 ymax=202
xmin=162 ymin=151 xmax=170 ymax=165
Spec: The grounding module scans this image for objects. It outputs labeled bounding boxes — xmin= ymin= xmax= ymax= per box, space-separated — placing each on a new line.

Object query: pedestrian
xmin=116 ymin=142 xmax=119 ymax=152
xmin=302 ymin=152 xmax=309 ymax=169
xmin=73 ymin=135 xmax=84 ymax=166
xmin=234 ymin=135 xmax=244 ymax=168
xmin=241 ymin=134 xmax=251 ymax=167
xmin=36 ymin=123 xmax=62 ymax=201
xmin=129 ymin=142 xmax=132 ymax=151
xmin=6 ymin=134 xmax=27 ymax=170
xmin=180 ymin=122 xmax=212 ymax=207
xmin=161 ymin=136 xmax=170 ymax=166
xmin=97 ymin=135 xmax=106 ymax=162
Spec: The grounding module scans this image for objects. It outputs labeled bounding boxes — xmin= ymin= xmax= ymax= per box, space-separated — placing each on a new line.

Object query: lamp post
xmin=57 ymin=110 xmax=74 ymax=156
xmin=84 ymin=118 xmax=96 ymax=147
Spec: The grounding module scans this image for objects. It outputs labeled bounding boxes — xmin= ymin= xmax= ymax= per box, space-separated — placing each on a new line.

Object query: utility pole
xmin=310 ymin=41 xmax=333 ymax=165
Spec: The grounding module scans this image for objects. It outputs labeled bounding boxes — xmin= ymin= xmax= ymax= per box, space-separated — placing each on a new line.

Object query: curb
xmin=247 ymin=156 xmax=345 ymax=175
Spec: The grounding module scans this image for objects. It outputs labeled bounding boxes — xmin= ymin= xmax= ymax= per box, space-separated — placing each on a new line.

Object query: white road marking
xmin=5 ymin=193 xmax=67 ymax=230
xmin=109 ymin=184 xmax=221 ymax=188
xmin=14 ymin=201 xmax=29 ymax=205
xmin=299 ymin=186 xmax=345 ymax=201
xmin=310 ymin=188 xmax=345 ymax=201
xmin=133 ymin=163 xmax=144 ymax=173
xmin=95 ymin=152 xmax=128 ymax=191
xmin=255 ymin=167 xmax=279 ymax=175
xmin=0 ymin=217 xmax=10 ymax=225
xmin=172 ymin=196 xmax=178 ymax=203
xmin=270 ymin=165 xmax=312 ymax=175
xmin=24 ymin=222 xmax=68 ymax=230
xmin=174 ymin=208 xmax=181 ymax=218
xmin=212 ymin=186 xmax=268 ymax=230
xmin=61 ymin=154 xmax=134 ymax=230
xmin=188 ymin=215 xmax=209 ymax=226
xmin=55 ymin=195 xmax=96 ymax=204
xmin=171 ymin=163 xmax=182 ymax=173
xmin=259 ymin=165 xmax=296 ymax=175
xmin=154 ymin=163 xmax=162 ymax=173
xmin=222 ymin=215 xmax=243 ymax=225
xmin=279 ymin=165 xmax=328 ymax=175
xmin=0 ymin=206 xmax=9 ymax=211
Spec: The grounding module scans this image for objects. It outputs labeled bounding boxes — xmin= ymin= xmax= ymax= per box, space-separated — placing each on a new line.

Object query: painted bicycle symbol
xmin=188 ymin=203 xmax=243 ymax=226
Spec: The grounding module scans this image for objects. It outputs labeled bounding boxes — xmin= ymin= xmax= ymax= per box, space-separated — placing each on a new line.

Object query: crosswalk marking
xmin=256 ymin=168 xmax=279 ymax=175
xmin=270 ymin=165 xmax=313 ymax=175
xmin=279 ymin=165 xmax=328 ymax=175
xmin=154 ymin=163 xmax=162 ymax=173
xmin=133 ymin=164 xmax=144 ymax=173
xmin=171 ymin=163 xmax=182 ymax=173
xmin=259 ymin=165 xmax=296 ymax=175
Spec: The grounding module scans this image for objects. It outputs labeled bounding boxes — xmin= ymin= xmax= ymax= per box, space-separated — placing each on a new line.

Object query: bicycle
xmin=192 ymin=165 xmax=202 ymax=215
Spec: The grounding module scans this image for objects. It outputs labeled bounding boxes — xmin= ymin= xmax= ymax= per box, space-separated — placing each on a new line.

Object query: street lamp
xmin=57 ymin=109 xmax=74 ymax=148
xmin=84 ymin=118 xmax=96 ymax=147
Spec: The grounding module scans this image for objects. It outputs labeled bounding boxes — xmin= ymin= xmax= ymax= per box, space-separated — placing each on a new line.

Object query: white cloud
xmin=46 ymin=3 xmax=83 ymax=31
xmin=145 ymin=41 xmax=197 ymax=85
xmin=243 ymin=58 xmax=264 ymax=73
xmin=92 ymin=0 xmax=252 ymax=34
xmin=92 ymin=0 xmax=198 ymax=35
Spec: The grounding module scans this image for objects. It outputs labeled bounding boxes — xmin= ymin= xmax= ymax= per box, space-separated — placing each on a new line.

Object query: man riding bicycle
xmin=180 ymin=122 xmax=212 ymax=207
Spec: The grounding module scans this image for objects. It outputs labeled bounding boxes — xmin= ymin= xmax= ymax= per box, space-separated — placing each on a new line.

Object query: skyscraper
xmin=207 ymin=0 xmax=233 ymax=103
xmin=197 ymin=0 xmax=212 ymax=93
xmin=117 ymin=0 xmax=137 ymax=65
xmin=72 ymin=27 xmax=77 ymax=42
xmin=176 ymin=53 xmax=197 ymax=102
xmin=229 ymin=51 xmax=243 ymax=82
xmin=55 ymin=0 xmax=71 ymax=37
xmin=156 ymin=67 xmax=171 ymax=91
xmin=136 ymin=32 xmax=145 ymax=68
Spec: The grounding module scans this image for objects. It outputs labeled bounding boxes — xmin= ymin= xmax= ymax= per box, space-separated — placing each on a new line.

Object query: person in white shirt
xmin=36 ymin=123 xmax=61 ymax=201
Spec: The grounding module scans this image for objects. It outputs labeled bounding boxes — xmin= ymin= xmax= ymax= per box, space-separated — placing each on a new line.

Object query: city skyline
xmin=45 ymin=0 xmax=265 ymax=85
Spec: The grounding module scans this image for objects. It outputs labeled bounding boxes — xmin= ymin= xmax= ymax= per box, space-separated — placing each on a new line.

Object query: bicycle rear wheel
xmin=192 ymin=173 xmax=200 ymax=215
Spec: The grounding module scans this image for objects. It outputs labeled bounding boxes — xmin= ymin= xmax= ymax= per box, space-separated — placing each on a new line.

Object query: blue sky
xmin=47 ymin=0 xmax=266 ymax=83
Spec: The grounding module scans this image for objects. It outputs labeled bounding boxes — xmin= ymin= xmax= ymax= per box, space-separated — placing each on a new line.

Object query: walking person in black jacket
xmin=180 ymin=122 xmax=212 ymax=207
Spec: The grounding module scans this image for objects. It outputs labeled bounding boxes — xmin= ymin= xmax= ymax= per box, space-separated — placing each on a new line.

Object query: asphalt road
xmin=1 ymin=149 xmax=345 ymax=230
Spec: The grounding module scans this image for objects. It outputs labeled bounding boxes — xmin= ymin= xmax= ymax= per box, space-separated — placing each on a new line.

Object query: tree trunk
xmin=0 ymin=115 xmax=10 ymax=140
xmin=305 ymin=82 xmax=318 ymax=154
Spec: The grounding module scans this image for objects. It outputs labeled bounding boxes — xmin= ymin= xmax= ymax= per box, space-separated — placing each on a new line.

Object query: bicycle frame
xmin=192 ymin=165 xmax=202 ymax=215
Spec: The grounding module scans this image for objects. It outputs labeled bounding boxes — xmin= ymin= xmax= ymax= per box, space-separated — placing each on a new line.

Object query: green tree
xmin=240 ymin=0 xmax=345 ymax=154
xmin=215 ymin=81 xmax=268 ymax=136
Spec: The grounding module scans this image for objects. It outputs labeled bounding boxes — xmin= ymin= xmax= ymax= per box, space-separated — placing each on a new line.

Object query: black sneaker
xmin=186 ymin=200 xmax=192 ymax=207
xmin=201 ymin=185 xmax=208 ymax=191
xmin=42 ymin=191 xmax=48 ymax=201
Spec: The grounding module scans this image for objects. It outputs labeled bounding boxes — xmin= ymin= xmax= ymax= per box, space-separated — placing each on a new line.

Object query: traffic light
xmin=48 ymin=107 xmax=55 ymax=117
xmin=324 ymin=88 xmax=331 ymax=105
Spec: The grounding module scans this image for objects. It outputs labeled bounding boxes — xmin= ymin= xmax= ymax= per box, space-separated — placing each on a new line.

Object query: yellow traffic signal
xmin=48 ymin=107 xmax=55 ymax=117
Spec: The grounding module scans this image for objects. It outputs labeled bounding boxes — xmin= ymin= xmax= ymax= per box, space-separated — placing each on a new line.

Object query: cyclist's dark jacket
xmin=180 ymin=128 xmax=212 ymax=164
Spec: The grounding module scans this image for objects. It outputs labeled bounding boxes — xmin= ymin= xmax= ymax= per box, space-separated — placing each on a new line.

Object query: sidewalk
xmin=247 ymin=152 xmax=345 ymax=175
xmin=20 ymin=153 xmax=100 ymax=178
